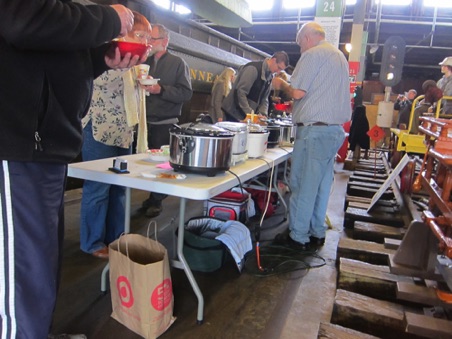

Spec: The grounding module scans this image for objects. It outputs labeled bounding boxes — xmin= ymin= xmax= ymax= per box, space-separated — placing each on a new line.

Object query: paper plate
xmin=139 ymin=78 xmax=159 ymax=86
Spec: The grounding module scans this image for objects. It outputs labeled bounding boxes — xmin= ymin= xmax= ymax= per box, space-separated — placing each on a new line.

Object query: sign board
xmin=315 ymin=0 xmax=343 ymax=49
xmin=367 ymin=125 xmax=385 ymax=142
xmin=316 ymin=0 xmax=343 ymax=17
xmin=349 ymin=61 xmax=360 ymax=98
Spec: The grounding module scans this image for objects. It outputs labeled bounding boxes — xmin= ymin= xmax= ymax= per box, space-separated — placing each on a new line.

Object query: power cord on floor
xmin=250 ymin=158 xmax=275 ymax=272
xmin=245 ymin=243 xmax=326 ymax=277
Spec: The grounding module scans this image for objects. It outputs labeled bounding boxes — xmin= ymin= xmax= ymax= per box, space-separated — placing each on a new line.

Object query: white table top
xmin=68 ymin=146 xmax=293 ymax=200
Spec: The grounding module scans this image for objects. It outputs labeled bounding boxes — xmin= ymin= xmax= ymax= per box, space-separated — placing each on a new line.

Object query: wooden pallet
xmin=344 ymin=195 xmax=397 ymax=211
xmin=346 ymin=185 xmax=394 ymax=199
xmin=331 ymin=289 xmax=411 ymax=339
xmin=405 ymin=312 xmax=452 ymax=338
xmin=353 ymin=221 xmax=405 ymax=244
xmin=338 ymin=257 xmax=413 ymax=302
xmin=337 ymin=237 xmax=395 ymax=266
xmin=318 ymin=322 xmax=380 ymax=339
xmin=344 ymin=206 xmax=404 ymax=229
xmin=334 ymin=229 xmax=452 ymax=338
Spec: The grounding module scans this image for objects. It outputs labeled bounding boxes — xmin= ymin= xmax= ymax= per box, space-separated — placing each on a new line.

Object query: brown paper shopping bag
xmin=109 ymin=233 xmax=175 ymax=338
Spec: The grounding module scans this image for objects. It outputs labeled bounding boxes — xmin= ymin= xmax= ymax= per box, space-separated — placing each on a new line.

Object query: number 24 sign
xmin=316 ymin=0 xmax=342 ymax=17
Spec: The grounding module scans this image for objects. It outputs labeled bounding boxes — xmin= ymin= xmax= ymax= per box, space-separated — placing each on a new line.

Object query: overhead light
xmin=345 ymin=43 xmax=352 ymax=53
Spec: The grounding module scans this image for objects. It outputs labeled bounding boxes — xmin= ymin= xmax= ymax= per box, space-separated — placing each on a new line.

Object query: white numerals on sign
xmin=324 ymin=1 xmax=335 ymax=13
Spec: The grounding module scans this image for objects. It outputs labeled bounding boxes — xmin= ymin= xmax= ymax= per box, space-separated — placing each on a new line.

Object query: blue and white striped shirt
xmin=291 ymin=40 xmax=351 ymax=125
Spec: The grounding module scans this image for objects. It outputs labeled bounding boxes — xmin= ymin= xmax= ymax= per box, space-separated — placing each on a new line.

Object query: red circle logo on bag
xmin=117 ymin=276 xmax=134 ymax=308
xmin=150 ymin=278 xmax=172 ymax=311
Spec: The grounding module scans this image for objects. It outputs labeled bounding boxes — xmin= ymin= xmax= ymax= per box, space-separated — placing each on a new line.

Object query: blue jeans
xmin=289 ymin=125 xmax=345 ymax=244
xmin=80 ymin=122 xmax=132 ymax=253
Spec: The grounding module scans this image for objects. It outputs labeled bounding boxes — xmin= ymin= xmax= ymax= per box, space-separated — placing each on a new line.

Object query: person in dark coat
xmin=0 ymin=1 xmax=144 ymax=337
xmin=139 ymin=24 xmax=193 ymax=218
xmin=349 ymin=105 xmax=370 ymax=160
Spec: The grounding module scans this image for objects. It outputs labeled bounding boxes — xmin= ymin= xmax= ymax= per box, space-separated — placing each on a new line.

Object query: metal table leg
xmin=170 ymin=197 xmax=204 ymax=324
xmin=272 ymin=164 xmax=288 ymax=219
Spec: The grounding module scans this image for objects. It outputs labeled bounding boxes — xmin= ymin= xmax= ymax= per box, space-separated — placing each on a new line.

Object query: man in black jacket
xmin=0 ymin=1 xmax=146 ymax=337
xmin=222 ymin=51 xmax=289 ymax=122
xmin=139 ymin=24 xmax=193 ymax=218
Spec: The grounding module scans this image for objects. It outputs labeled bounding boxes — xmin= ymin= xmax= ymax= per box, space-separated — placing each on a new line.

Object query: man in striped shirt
xmin=272 ymin=22 xmax=351 ymax=251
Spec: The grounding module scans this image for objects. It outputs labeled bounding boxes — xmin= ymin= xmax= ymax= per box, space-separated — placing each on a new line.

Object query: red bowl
xmin=113 ymin=41 xmax=148 ymax=58
xmin=274 ymin=103 xmax=290 ymax=111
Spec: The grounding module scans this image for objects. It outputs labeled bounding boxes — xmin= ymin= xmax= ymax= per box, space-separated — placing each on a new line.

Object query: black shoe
xmin=137 ymin=198 xmax=152 ymax=214
xmin=145 ymin=205 xmax=163 ymax=218
xmin=274 ymin=233 xmax=310 ymax=251
xmin=309 ymin=236 xmax=325 ymax=247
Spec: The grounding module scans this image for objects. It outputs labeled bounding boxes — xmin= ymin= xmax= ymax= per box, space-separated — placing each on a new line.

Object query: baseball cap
xmin=439 ymin=57 xmax=452 ymax=66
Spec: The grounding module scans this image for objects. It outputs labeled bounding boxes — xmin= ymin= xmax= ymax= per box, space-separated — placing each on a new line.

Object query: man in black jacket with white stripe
xmin=0 ymin=1 xmax=146 ymax=337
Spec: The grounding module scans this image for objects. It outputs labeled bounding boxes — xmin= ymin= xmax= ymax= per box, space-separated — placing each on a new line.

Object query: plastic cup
xmin=137 ymin=64 xmax=150 ymax=79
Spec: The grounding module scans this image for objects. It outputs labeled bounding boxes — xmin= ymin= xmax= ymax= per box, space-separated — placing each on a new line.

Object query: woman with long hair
xmin=208 ymin=67 xmax=236 ymax=122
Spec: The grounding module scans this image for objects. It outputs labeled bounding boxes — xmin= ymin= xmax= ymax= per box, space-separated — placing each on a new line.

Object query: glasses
xmin=134 ymin=32 xmax=150 ymax=40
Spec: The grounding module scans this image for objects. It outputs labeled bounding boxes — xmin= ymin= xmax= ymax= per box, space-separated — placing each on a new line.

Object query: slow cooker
xmin=277 ymin=119 xmax=296 ymax=146
xmin=169 ymin=122 xmax=234 ymax=177
xmin=266 ymin=121 xmax=281 ymax=148
xmin=215 ymin=121 xmax=248 ymax=155
xmin=247 ymin=124 xmax=269 ymax=158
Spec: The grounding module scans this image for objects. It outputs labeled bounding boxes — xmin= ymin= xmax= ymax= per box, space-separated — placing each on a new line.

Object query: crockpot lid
xmin=274 ymin=119 xmax=294 ymax=127
xmin=216 ymin=121 xmax=248 ymax=132
xmin=248 ymin=123 xmax=267 ymax=133
xmin=171 ymin=122 xmax=234 ymax=137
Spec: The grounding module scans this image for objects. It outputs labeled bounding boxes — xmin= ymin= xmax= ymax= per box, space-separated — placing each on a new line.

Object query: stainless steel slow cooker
xmin=169 ymin=122 xmax=234 ymax=177
xmin=277 ymin=119 xmax=296 ymax=146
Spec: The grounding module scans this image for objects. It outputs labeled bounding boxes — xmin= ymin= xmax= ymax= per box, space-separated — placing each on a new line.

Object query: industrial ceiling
xmin=190 ymin=0 xmax=452 ymax=81
xmin=89 ymin=0 xmax=452 ymax=82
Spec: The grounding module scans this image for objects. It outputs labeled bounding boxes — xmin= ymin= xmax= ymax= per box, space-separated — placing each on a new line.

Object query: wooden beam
xmin=332 ymin=289 xmax=409 ymax=338
xmin=354 ymin=221 xmax=404 ymax=244
xmin=405 ymin=312 xmax=452 ymax=338
xmin=338 ymin=258 xmax=413 ymax=302
xmin=318 ymin=322 xmax=380 ymax=339
xmin=337 ymin=237 xmax=395 ymax=266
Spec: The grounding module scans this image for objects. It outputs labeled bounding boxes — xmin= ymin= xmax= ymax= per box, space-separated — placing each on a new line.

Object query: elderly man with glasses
xmin=272 ymin=22 xmax=351 ymax=251
xmin=139 ymin=24 xmax=193 ymax=218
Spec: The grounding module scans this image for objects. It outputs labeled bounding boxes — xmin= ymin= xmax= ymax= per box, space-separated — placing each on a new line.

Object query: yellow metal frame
xmin=390 ymin=95 xmax=452 ymax=154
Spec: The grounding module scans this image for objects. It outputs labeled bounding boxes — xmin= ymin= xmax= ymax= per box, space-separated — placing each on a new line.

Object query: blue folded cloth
xmin=215 ymin=220 xmax=252 ymax=272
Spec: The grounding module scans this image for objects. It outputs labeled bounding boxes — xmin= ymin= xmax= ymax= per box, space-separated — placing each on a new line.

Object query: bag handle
xmin=147 ymin=220 xmax=158 ymax=242
xmin=116 ymin=232 xmax=130 ymax=259
xmin=116 ymin=220 xmax=160 ymax=259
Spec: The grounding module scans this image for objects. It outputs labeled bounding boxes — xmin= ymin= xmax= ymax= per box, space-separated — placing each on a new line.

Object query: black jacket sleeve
xmin=0 ymin=0 xmax=121 ymax=50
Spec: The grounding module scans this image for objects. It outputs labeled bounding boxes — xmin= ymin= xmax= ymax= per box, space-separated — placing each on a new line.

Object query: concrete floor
xmin=50 ymin=163 xmax=351 ymax=338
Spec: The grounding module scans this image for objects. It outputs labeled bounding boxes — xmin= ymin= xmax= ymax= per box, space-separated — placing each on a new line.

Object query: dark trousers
xmin=0 ymin=160 xmax=66 ymax=338
xmin=146 ymin=123 xmax=172 ymax=204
